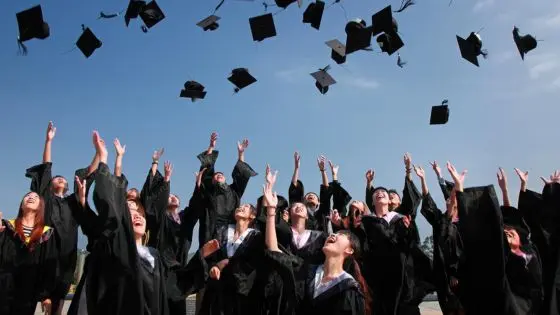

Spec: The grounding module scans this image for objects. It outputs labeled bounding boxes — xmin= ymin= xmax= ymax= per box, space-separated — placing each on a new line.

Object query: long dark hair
xmin=338 ymin=230 xmax=373 ymax=315
xmin=15 ymin=192 xmax=46 ymax=251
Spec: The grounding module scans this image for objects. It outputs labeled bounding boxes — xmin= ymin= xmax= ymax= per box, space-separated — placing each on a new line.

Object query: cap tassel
xmin=213 ymin=0 xmax=225 ymax=13
xmin=98 ymin=11 xmax=120 ymax=19
xmin=397 ymin=54 xmax=407 ymax=68
xmin=394 ymin=0 xmax=415 ymax=13
xmin=17 ymin=37 xmax=28 ymax=56
xmin=141 ymin=25 xmax=148 ymax=33
xmin=480 ymin=49 xmax=489 ymax=59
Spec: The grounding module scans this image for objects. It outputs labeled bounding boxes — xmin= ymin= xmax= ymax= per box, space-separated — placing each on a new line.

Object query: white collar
xmin=313 ymin=265 xmax=354 ymax=298
xmin=226 ymin=224 xmax=254 ymax=257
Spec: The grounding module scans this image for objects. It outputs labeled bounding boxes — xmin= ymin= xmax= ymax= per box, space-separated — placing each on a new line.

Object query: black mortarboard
xmin=180 ymin=81 xmax=207 ymax=102
xmin=456 ymin=32 xmax=487 ymax=67
xmin=325 ymin=39 xmax=346 ymax=64
xmin=228 ymin=68 xmax=257 ymax=93
xmin=310 ymin=66 xmax=336 ymax=95
xmin=197 ymin=15 xmax=221 ymax=31
xmin=76 ymin=27 xmax=102 ymax=58
xmin=125 ymin=0 xmax=146 ymax=26
xmin=139 ymin=1 xmax=165 ymax=28
xmin=345 ymin=19 xmax=372 ymax=55
xmin=371 ymin=5 xmax=397 ymax=36
xmin=249 ymin=13 xmax=277 ymax=42
xmin=303 ymin=1 xmax=325 ymax=30
xmin=430 ymin=104 xmax=449 ymax=125
xmin=376 ymin=32 xmax=404 ymax=55
xmin=275 ymin=0 xmax=302 ymax=9
xmin=513 ymin=26 xmax=537 ymax=60
xmin=16 ymin=5 xmax=50 ymax=54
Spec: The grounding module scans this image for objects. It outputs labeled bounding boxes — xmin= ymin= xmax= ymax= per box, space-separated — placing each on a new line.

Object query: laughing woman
xmin=0 ymin=190 xmax=66 ymax=315
xmin=262 ymin=169 xmax=370 ymax=315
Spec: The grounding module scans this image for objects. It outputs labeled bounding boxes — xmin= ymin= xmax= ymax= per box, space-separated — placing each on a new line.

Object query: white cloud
xmin=494 ymin=51 xmax=515 ymax=64
xmin=542 ymin=12 xmax=560 ymax=28
xmin=527 ymin=53 xmax=560 ymax=79
xmin=341 ymin=77 xmax=380 ymax=90
xmin=473 ymin=0 xmax=495 ymax=12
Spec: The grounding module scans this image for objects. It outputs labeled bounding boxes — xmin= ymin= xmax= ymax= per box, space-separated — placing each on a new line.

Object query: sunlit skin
xmin=389 ymin=192 xmax=401 ymax=211
xmin=128 ymin=200 xmax=147 ymax=244
xmin=322 ymin=233 xmax=354 ymax=258
xmin=304 ymin=193 xmax=319 ymax=208
xmin=21 ymin=192 xmax=42 ymax=212
xmin=504 ymin=227 xmax=521 ymax=251
xmin=168 ymin=194 xmax=180 ymax=209
xmin=212 ymin=172 xmax=226 ymax=184
xmin=127 ymin=189 xmax=139 ymax=200
xmin=234 ymin=204 xmax=256 ymax=221
xmin=349 ymin=201 xmax=367 ymax=228
xmin=50 ymin=176 xmax=67 ymax=196
xmin=289 ymin=202 xmax=308 ymax=221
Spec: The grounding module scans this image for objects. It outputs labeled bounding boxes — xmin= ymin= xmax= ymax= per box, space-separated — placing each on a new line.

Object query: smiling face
xmin=234 ymin=203 xmax=256 ymax=221
xmin=349 ymin=201 xmax=367 ymax=227
xmin=168 ymin=194 xmax=180 ymax=208
xmin=373 ymin=189 xmax=389 ymax=207
xmin=128 ymin=200 xmax=146 ymax=238
xmin=21 ymin=192 xmax=42 ymax=212
xmin=51 ymin=176 xmax=68 ymax=193
xmin=322 ymin=232 xmax=354 ymax=258
xmin=290 ymin=202 xmax=308 ymax=220
xmin=213 ymin=172 xmax=226 ymax=184
xmin=304 ymin=193 xmax=319 ymax=208
xmin=389 ymin=192 xmax=401 ymax=210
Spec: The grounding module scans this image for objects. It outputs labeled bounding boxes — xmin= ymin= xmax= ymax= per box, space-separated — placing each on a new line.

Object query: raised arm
xmin=264 ymin=179 xmax=281 ymax=253
xmin=151 ymin=148 xmax=165 ymax=176
xmin=289 ymin=152 xmax=304 ymax=203
xmin=318 ymin=155 xmax=329 ymax=187
xmin=329 ymin=160 xmax=350 ymax=216
xmin=414 ymin=165 xmax=441 ymax=226
xmin=291 ymin=152 xmax=300 ymax=186
xmin=430 ymin=161 xmax=454 ymax=200
xmin=365 ymin=169 xmax=375 ymax=210
xmin=27 ymin=122 xmax=55 ymax=196
xmin=398 ymin=153 xmax=421 ymax=218
xmin=113 ymin=138 xmax=126 ymax=177
xmin=230 ymin=138 xmax=258 ymax=197
xmin=197 ymin=132 xmax=219 ymax=189
xmin=43 ymin=121 xmax=56 ymax=163
xmin=496 ymin=168 xmax=511 ymax=207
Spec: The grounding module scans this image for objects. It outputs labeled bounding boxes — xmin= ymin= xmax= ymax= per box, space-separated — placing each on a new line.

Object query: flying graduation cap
xmin=456 ymin=31 xmax=488 ymax=67
xmin=197 ymin=15 xmax=221 ymax=31
xmin=228 ymin=68 xmax=257 ymax=93
xmin=345 ymin=19 xmax=372 ymax=55
xmin=16 ymin=5 xmax=50 ymax=55
xmin=139 ymin=1 xmax=165 ymax=28
xmin=275 ymin=0 xmax=303 ymax=9
xmin=310 ymin=65 xmax=336 ymax=95
xmin=430 ymin=99 xmax=449 ymax=125
xmin=325 ymin=39 xmax=346 ymax=64
xmin=180 ymin=81 xmax=207 ymax=102
xmin=513 ymin=26 xmax=538 ymax=60
xmin=303 ymin=0 xmax=325 ymax=30
xmin=371 ymin=6 xmax=404 ymax=56
xmin=125 ymin=0 xmax=146 ymax=26
xmin=249 ymin=13 xmax=277 ymax=42
xmin=76 ymin=25 xmax=102 ymax=58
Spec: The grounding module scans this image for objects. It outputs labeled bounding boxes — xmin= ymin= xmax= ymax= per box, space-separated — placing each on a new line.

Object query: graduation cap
xmin=275 ymin=0 xmax=302 ymax=9
xmin=197 ymin=15 xmax=221 ymax=31
xmin=345 ymin=19 xmax=372 ymax=55
xmin=303 ymin=1 xmax=325 ymax=30
xmin=125 ymin=0 xmax=146 ymax=26
xmin=377 ymin=32 xmax=404 ymax=56
xmin=513 ymin=26 xmax=537 ymax=60
xmin=430 ymin=99 xmax=449 ymax=125
xmin=180 ymin=81 xmax=207 ymax=102
xmin=456 ymin=32 xmax=488 ymax=67
xmin=228 ymin=68 xmax=257 ymax=93
xmin=249 ymin=13 xmax=277 ymax=42
xmin=16 ymin=5 xmax=50 ymax=54
xmin=310 ymin=65 xmax=336 ymax=95
xmin=139 ymin=0 xmax=165 ymax=28
xmin=325 ymin=39 xmax=346 ymax=64
xmin=371 ymin=6 xmax=404 ymax=55
xmin=76 ymin=26 xmax=102 ymax=58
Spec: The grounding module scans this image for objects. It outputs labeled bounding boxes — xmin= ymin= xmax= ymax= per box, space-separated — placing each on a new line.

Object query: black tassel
xmin=263 ymin=2 xmax=277 ymax=11
xmin=234 ymin=87 xmax=240 ymax=93
xmin=394 ymin=0 xmax=415 ymax=13
xmin=141 ymin=25 xmax=148 ymax=33
xmin=442 ymin=99 xmax=449 ymax=105
xmin=81 ymin=24 xmax=86 ymax=31
xmin=213 ymin=0 xmax=226 ymax=13
xmin=17 ymin=38 xmax=28 ymax=56
xmin=98 ymin=11 xmax=119 ymax=19
xmin=481 ymin=49 xmax=488 ymax=59
xmin=397 ymin=54 xmax=407 ymax=67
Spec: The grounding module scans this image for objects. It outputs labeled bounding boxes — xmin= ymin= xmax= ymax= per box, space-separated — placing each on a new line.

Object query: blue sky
xmin=1 ymin=0 xmax=559 ymax=250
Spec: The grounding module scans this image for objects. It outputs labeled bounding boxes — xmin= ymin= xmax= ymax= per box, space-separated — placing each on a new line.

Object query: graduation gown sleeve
xmin=25 ymin=162 xmax=53 ymax=197
xmin=229 ymin=160 xmax=258 ymax=199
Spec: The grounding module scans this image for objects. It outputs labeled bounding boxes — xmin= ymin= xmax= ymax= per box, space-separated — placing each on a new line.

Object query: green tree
xmin=420 ymin=235 xmax=433 ymax=260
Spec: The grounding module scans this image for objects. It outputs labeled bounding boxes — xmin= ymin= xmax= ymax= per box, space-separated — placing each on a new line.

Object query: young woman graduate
xmin=288 ymin=152 xmax=332 ymax=232
xmin=198 ymin=193 xmax=264 ymax=315
xmin=24 ymin=121 xmax=85 ymax=314
xmin=0 ymin=190 xmax=63 ymax=315
xmin=262 ymin=167 xmax=370 ymax=315
xmin=196 ymin=132 xmax=258 ymax=247
xmin=69 ymin=131 xmax=168 ymax=315
xmin=446 ymin=162 xmax=543 ymax=315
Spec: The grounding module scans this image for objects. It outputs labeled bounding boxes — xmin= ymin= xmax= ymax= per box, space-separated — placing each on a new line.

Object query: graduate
xmin=262 ymin=169 xmax=370 ymax=315
xmin=0 ymin=190 xmax=64 ymax=315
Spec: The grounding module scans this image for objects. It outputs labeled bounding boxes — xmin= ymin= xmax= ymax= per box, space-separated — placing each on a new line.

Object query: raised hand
xmin=75 ymin=176 xmax=86 ymax=206
xmin=413 ymin=165 xmax=425 ymax=179
xmin=210 ymin=132 xmax=218 ymax=149
xmin=402 ymin=215 xmax=412 ymax=228
xmin=41 ymin=298 xmax=52 ymax=315
xmin=164 ymin=161 xmax=173 ymax=182
xmin=46 ymin=121 xmax=56 ymax=141
xmin=404 ymin=153 xmax=412 ymax=169
xmin=497 ymin=168 xmax=508 ymax=190
xmin=201 ymin=239 xmax=220 ymax=258
xmin=237 ymin=139 xmax=249 ymax=153
xmin=514 ymin=168 xmax=529 ymax=183
xmin=265 ymin=164 xmax=278 ymax=187
xmin=93 ymin=131 xmax=108 ymax=162
xmin=0 ymin=212 xmax=5 ymax=232
xmin=317 ymin=155 xmax=327 ymax=171
xmin=329 ymin=209 xmax=342 ymax=226
xmin=152 ymin=148 xmax=165 ymax=162
xmin=328 ymin=160 xmax=339 ymax=177
xmin=447 ymin=161 xmax=467 ymax=186
xmin=282 ymin=210 xmax=289 ymax=222
xmin=429 ymin=161 xmax=442 ymax=177
xmin=294 ymin=152 xmax=301 ymax=169
xmin=540 ymin=170 xmax=560 ymax=185
xmin=209 ymin=266 xmax=221 ymax=280
xmin=365 ymin=169 xmax=375 ymax=184
xmin=113 ymin=138 xmax=126 ymax=156
xmin=195 ymin=168 xmax=207 ymax=188
xmin=262 ymin=182 xmax=278 ymax=208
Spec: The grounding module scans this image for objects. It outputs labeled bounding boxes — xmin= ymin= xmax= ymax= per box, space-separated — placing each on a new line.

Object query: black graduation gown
xmin=518 ymin=183 xmax=560 ymax=315
xmin=420 ymin=192 xmax=464 ymax=313
xmin=26 ymin=162 xmax=81 ymax=298
xmin=361 ymin=213 xmax=418 ymax=315
xmin=197 ymin=150 xmax=258 ymax=246
xmin=199 ymin=225 xmax=264 ymax=315
xmin=264 ymin=250 xmax=366 ymax=315
xmin=288 ymin=180 xmax=332 ymax=232
xmin=0 ymin=220 xmax=57 ymax=315
xmin=68 ymin=163 xmax=168 ymax=315
xmin=455 ymin=185 xmax=542 ymax=315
